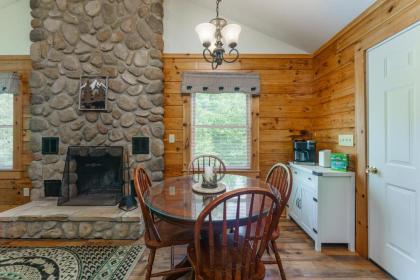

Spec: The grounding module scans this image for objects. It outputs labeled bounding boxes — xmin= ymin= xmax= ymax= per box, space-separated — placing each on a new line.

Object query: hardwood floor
xmin=0 ymin=219 xmax=389 ymax=279
xmin=0 ymin=204 xmax=19 ymax=212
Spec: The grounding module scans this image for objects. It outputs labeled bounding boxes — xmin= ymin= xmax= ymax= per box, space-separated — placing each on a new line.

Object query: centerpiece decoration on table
xmin=202 ymin=165 xmax=218 ymax=188
xmin=192 ymin=165 xmax=227 ymax=194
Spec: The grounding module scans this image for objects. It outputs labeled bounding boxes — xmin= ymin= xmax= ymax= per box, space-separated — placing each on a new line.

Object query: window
xmin=0 ymin=93 xmax=14 ymax=170
xmin=191 ymin=92 xmax=251 ymax=169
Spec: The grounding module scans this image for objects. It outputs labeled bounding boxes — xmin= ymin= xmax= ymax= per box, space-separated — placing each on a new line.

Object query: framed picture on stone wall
xmin=79 ymin=76 xmax=108 ymax=111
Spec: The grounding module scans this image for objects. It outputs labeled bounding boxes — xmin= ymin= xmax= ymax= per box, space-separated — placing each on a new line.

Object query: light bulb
xmin=195 ymin=23 xmax=216 ymax=48
xmin=221 ymin=24 xmax=241 ymax=48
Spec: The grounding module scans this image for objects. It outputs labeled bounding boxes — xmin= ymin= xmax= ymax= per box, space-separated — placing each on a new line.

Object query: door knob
xmin=366 ymin=166 xmax=378 ymax=174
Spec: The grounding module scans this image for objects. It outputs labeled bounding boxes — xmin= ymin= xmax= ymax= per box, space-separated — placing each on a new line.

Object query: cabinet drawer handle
xmin=313 ymin=197 xmax=318 ymax=203
xmin=294 ymin=171 xmax=297 ymax=175
xmin=296 ymin=198 xmax=300 ymax=209
xmin=312 ymin=228 xmax=318 ymax=234
xmin=308 ymin=177 xmax=312 ymax=181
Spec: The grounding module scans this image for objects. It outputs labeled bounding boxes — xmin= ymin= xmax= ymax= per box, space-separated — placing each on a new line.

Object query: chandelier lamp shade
xmin=195 ymin=0 xmax=241 ymax=69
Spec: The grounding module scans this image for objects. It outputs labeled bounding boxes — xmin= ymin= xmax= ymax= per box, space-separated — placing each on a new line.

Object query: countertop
xmin=289 ymin=162 xmax=355 ymax=177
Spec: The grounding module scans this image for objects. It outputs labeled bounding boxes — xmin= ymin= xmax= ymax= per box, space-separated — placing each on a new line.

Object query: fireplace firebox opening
xmin=58 ymin=146 xmax=125 ymax=206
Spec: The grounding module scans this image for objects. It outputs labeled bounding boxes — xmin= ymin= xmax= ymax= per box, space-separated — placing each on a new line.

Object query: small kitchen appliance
xmin=293 ymin=140 xmax=316 ymax=165
xmin=319 ymin=149 xmax=332 ymax=167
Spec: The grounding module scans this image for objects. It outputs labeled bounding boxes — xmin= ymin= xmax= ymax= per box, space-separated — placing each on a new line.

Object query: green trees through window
xmin=191 ymin=92 xmax=251 ymax=169
xmin=0 ymin=93 xmax=13 ymax=169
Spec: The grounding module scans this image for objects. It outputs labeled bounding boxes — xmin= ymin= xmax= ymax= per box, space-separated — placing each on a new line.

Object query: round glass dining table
xmin=143 ymin=174 xmax=272 ymax=280
xmin=143 ymin=174 xmax=271 ymax=225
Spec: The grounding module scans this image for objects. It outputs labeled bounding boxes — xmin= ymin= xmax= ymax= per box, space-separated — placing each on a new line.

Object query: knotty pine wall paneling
xmin=163 ymin=54 xmax=313 ymax=179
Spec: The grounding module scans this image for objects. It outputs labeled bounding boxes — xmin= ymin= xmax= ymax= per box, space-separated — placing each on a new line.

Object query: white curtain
xmin=0 ymin=72 xmax=20 ymax=95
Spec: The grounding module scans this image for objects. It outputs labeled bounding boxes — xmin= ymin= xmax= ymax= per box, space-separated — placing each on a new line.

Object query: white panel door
xmin=368 ymin=23 xmax=420 ymax=280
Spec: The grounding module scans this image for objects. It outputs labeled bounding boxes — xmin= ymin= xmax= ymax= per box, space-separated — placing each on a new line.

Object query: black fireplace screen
xmin=58 ymin=146 xmax=124 ymax=206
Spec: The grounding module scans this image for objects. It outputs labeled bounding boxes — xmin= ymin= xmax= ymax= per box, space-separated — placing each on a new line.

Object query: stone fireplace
xmin=27 ymin=0 xmax=165 ymax=201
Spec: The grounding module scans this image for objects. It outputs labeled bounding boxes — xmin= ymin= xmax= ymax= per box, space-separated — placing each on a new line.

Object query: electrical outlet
xmin=23 ymin=188 xmax=31 ymax=197
xmin=169 ymin=186 xmax=176 ymax=196
xmin=168 ymin=134 xmax=176 ymax=144
xmin=338 ymin=134 xmax=354 ymax=147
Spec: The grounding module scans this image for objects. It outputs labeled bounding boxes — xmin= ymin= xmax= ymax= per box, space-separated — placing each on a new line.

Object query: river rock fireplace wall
xmin=28 ymin=0 xmax=165 ymax=200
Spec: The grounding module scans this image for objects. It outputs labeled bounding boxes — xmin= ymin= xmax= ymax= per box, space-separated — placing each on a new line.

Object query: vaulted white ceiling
xmin=185 ymin=0 xmax=376 ymax=53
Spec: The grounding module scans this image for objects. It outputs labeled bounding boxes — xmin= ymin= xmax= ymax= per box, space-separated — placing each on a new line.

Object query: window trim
xmin=182 ymin=94 xmax=260 ymax=175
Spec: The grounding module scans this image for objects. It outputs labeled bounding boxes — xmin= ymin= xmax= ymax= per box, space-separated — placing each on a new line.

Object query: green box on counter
xmin=330 ymin=153 xmax=349 ymax=172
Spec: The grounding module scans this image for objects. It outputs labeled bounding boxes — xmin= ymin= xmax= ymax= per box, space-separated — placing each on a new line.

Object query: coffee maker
xmin=293 ymin=140 xmax=316 ymax=165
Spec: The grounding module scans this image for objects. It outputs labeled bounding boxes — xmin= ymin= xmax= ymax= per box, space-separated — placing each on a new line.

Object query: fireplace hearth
xmin=58 ymin=146 xmax=124 ymax=206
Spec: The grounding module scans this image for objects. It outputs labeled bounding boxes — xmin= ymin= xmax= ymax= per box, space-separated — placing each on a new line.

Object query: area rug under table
xmin=0 ymin=245 xmax=145 ymax=280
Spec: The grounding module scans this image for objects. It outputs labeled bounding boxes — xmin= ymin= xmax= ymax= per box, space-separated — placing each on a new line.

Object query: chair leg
xmin=170 ymin=246 xmax=175 ymax=269
xmin=145 ymin=248 xmax=156 ymax=280
xmin=271 ymin=240 xmax=286 ymax=280
xmin=266 ymin=244 xmax=271 ymax=255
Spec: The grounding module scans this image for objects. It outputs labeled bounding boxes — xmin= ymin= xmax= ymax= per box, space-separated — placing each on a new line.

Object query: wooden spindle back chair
xmin=264 ymin=163 xmax=293 ymax=280
xmin=188 ymin=155 xmax=226 ymax=178
xmin=133 ymin=167 xmax=193 ymax=279
xmin=265 ymin=163 xmax=293 ymax=214
xmin=133 ymin=168 xmax=159 ymax=242
xmin=188 ymin=188 xmax=281 ymax=280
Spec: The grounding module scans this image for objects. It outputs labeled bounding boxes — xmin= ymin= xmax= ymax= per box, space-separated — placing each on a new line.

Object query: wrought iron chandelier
xmin=195 ymin=0 xmax=241 ymax=70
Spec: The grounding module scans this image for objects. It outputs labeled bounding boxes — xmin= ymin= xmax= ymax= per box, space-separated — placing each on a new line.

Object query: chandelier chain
xmin=216 ymin=0 xmax=221 ymax=18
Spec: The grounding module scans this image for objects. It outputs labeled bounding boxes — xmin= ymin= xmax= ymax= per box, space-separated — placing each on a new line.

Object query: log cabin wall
xmin=163 ymin=54 xmax=313 ymax=178
xmin=0 ymin=56 xmax=32 ymax=211
xmin=311 ymin=0 xmax=419 ymax=256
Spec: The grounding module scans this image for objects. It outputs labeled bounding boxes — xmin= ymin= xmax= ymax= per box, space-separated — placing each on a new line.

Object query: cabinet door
xmin=301 ymin=184 xmax=317 ymax=238
xmin=289 ymin=182 xmax=301 ymax=221
xmin=300 ymin=185 xmax=313 ymax=235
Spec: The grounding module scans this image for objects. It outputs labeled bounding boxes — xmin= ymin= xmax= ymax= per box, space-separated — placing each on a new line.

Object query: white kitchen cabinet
xmin=287 ymin=163 xmax=355 ymax=251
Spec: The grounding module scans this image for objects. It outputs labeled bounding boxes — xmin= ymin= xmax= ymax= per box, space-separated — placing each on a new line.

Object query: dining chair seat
xmin=239 ymin=217 xmax=281 ymax=240
xmin=146 ymin=219 xmax=195 ymax=248
xmin=271 ymin=225 xmax=280 ymax=240
xmin=187 ymin=234 xmax=266 ymax=280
